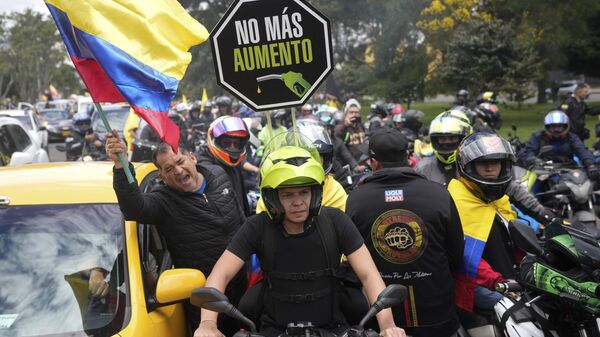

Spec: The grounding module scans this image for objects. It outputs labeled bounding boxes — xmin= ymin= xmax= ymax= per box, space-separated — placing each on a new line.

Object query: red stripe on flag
xmin=71 ymin=56 xmax=125 ymax=103
xmin=133 ymin=106 xmax=180 ymax=152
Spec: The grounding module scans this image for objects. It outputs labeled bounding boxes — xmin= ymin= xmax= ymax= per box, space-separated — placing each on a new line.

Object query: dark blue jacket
xmin=517 ymin=130 xmax=595 ymax=168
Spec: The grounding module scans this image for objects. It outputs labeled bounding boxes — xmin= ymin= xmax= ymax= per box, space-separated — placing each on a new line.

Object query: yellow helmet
xmin=429 ymin=110 xmax=473 ymax=164
xmin=259 ymin=132 xmax=324 ymax=222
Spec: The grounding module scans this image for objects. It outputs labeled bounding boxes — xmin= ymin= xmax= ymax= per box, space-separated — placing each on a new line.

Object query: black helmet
xmin=190 ymin=100 xmax=202 ymax=113
xmin=457 ymin=89 xmax=469 ymax=98
xmin=215 ymin=96 xmax=232 ymax=107
xmin=456 ymin=132 xmax=515 ymax=202
xmin=393 ymin=109 xmax=424 ymax=132
xmin=476 ymin=102 xmax=502 ymax=130
xmin=291 ymin=119 xmax=334 ymax=174
xmin=370 ymin=100 xmax=387 ymax=117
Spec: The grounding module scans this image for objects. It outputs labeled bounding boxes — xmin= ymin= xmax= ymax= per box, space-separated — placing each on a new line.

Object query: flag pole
xmin=95 ymin=103 xmax=134 ymax=184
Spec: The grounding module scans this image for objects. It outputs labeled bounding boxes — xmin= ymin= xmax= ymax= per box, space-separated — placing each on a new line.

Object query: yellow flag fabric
xmin=201 ymin=88 xmax=208 ymax=111
xmin=45 ymin=0 xmax=208 ymax=80
xmin=448 ymin=179 xmax=516 ymax=242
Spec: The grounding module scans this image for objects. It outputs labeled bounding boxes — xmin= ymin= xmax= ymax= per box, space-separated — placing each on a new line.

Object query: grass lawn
xmin=406 ymin=102 xmax=600 ymax=148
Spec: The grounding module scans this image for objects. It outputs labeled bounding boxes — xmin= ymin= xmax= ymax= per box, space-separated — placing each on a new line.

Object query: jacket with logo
xmin=346 ymin=167 xmax=463 ymax=337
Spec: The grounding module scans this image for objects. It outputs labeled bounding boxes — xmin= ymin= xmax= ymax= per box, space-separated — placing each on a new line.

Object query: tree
xmin=0 ymin=9 xmax=82 ymax=103
xmin=435 ymin=18 xmax=540 ymax=107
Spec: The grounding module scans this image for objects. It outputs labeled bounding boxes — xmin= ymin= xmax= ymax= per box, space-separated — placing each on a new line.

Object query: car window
xmin=92 ymin=107 xmax=129 ymax=135
xmin=10 ymin=116 xmax=33 ymax=131
xmin=0 ymin=125 xmax=16 ymax=166
xmin=7 ymin=124 xmax=31 ymax=152
xmin=0 ymin=204 xmax=130 ymax=337
xmin=40 ymin=110 xmax=70 ymax=121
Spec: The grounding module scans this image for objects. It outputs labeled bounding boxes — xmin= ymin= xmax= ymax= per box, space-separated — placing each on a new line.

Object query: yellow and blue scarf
xmin=448 ymin=179 xmax=516 ymax=311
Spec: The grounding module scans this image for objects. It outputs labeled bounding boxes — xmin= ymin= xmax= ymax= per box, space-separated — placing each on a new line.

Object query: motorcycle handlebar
xmin=495 ymin=281 xmax=523 ymax=294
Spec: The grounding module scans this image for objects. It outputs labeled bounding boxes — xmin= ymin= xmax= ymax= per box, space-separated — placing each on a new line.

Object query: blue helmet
xmin=72 ymin=112 xmax=91 ymax=136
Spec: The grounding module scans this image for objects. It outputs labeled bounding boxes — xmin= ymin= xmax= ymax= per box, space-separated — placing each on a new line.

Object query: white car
xmin=0 ymin=109 xmax=49 ymax=150
xmin=0 ymin=116 xmax=50 ymax=166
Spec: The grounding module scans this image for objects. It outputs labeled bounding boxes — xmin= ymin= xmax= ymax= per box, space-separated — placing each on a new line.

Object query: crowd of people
xmin=99 ymin=84 xmax=600 ymax=337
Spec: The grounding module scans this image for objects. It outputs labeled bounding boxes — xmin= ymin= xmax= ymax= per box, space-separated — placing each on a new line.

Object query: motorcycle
xmin=190 ymin=122 xmax=208 ymax=154
xmin=56 ymin=128 xmax=107 ymax=161
xmin=492 ymin=220 xmax=600 ymax=337
xmin=532 ymin=160 xmax=599 ymax=235
xmin=506 ymin=125 xmax=524 ymax=155
xmin=190 ymin=284 xmax=407 ymax=337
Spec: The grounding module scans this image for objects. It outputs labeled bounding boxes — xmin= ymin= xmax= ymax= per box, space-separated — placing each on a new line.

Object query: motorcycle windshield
xmin=0 ymin=204 xmax=129 ymax=337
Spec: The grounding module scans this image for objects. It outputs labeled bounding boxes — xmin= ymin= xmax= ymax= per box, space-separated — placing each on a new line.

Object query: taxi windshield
xmin=0 ymin=204 xmax=129 ymax=337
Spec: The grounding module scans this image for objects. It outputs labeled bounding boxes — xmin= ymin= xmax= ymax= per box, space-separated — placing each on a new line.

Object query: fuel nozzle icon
xmin=256 ymin=71 xmax=311 ymax=98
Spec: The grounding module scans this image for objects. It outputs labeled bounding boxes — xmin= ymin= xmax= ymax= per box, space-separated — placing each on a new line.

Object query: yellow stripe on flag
xmin=45 ymin=0 xmax=208 ymax=80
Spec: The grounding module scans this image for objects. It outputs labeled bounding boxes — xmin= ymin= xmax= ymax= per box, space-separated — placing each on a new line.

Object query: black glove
xmin=587 ymin=164 xmax=600 ymax=181
xmin=531 ymin=157 xmax=544 ymax=169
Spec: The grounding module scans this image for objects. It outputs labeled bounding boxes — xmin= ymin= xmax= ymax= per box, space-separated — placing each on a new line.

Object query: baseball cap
xmin=368 ymin=128 xmax=408 ymax=167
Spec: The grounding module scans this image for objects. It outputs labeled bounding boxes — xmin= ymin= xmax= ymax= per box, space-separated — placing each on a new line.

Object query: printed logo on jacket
xmin=371 ymin=209 xmax=428 ymax=264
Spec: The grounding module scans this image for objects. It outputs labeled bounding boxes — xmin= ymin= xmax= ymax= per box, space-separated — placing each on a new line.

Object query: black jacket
xmin=197 ymin=151 xmax=251 ymax=216
xmin=113 ymin=163 xmax=245 ymax=274
xmin=346 ymin=167 xmax=463 ymax=337
xmin=559 ymin=96 xmax=600 ymax=140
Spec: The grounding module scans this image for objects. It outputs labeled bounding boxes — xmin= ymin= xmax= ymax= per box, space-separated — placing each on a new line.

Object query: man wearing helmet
xmin=559 ymin=83 xmax=600 ymax=141
xmin=366 ymin=100 xmax=388 ymax=133
xmin=417 ymin=110 xmax=554 ymax=226
xmin=453 ymin=89 xmax=470 ymax=107
xmin=194 ymin=137 xmax=405 ymax=337
xmin=105 ymin=137 xmax=247 ymax=334
xmin=255 ymin=120 xmax=347 ymax=213
xmin=215 ymin=95 xmax=233 ymax=116
xmin=473 ymin=102 xmax=501 ymax=132
xmin=68 ymin=112 xmax=105 ymax=160
xmin=347 ymin=127 xmax=464 ymax=337
xmin=391 ymin=109 xmax=426 ymax=148
xmin=449 ymin=133 xmax=521 ymax=317
xmin=517 ymin=111 xmax=596 ymax=173
xmin=197 ymin=116 xmax=255 ymax=216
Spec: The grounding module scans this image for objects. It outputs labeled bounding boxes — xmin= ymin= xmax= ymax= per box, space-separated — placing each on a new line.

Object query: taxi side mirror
xmin=154 ymin=269 xmax=206 ymax=305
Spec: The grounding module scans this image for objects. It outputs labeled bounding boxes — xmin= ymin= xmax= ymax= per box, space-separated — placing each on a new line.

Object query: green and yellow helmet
xmin=429 ymin=110 xmax=473 ymax=165
xmin=259 ymin=131 xmax=325 ymax=222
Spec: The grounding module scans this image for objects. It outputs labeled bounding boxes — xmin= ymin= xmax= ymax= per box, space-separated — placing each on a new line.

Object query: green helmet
xmin=260 ymin=132 xmax=325 ymax=222
xmin=429 ymin=110 xmax=473 ymax=164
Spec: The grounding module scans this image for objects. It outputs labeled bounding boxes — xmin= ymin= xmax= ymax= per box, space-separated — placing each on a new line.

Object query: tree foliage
xmin=0 ymin=9 xmax=82 ymax=103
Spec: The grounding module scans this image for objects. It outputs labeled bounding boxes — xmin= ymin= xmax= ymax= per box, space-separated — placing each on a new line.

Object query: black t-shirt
xmin=227 ymin=207 xmax=364 ymax=330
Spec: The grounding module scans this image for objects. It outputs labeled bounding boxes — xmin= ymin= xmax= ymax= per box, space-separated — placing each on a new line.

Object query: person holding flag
xmin=46 ymin=0 xmax=248 ymax=333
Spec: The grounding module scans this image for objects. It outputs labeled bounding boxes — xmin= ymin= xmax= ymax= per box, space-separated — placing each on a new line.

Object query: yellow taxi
xmin=0 ymin=162 xmax=205 ymax=337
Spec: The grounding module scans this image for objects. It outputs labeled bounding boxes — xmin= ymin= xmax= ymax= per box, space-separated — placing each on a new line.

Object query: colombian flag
xmin=45 ymin=0 xmax=208 ymax=151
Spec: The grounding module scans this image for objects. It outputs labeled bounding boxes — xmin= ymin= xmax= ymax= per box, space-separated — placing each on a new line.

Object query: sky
xmin=0 ymin=1 xmax=48 ymax=15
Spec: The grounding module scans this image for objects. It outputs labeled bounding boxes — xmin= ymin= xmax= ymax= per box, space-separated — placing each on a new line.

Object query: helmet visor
xmin=211 ymin=117 xmax=248 ymax=138
xmin=262 ymin=131 xmax=320 ymax=165
xmin=458 ymin=134 xmax=515 ymax=168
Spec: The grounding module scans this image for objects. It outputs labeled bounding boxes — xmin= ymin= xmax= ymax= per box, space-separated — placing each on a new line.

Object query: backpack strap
xmin=314 ymin=209 xmax=341 ymax=270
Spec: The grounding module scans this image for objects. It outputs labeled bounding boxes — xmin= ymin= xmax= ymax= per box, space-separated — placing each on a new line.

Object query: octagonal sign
xmin=210 ymin=0 xmax=333 ymax=111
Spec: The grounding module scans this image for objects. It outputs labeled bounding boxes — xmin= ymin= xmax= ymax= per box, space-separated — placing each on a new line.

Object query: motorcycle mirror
xmin=190 ymin=287 xmax=257 ymax=332
xmin=358 ymin=284 xmax=407 ymax=329
xmin=508 ymin=220 xmax=543 ymax=256
xmin=512 ymin=125 xmax=517 ymax=131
